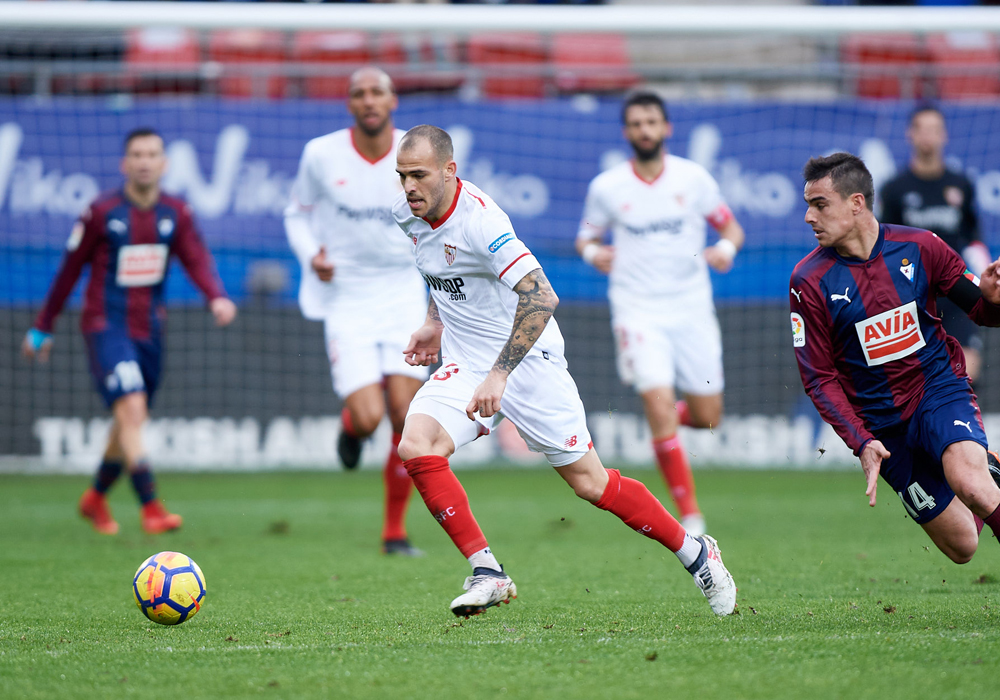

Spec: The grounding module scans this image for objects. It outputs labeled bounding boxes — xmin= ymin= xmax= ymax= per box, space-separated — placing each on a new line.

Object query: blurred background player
xmin=879 ymin=105 xmax=992 ymax=383
xmin=394 ymin=125 xmax=737 ymax=618
xmin=22 ymin=128 xmax=237 ymax=535
xmin=793 ymin=153 xmax=1000 ymax=566
xmin=284 ymin=66 xmax=427 ymax=557
xmin=576 ymin=91 xmax=745 ymax=537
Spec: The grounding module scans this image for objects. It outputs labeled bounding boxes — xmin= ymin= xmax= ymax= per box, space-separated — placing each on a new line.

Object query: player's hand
xmin=466 ymin=370 xmax=507 ymax=421
xmin=704 ymin=242 xmax=736 ymax=273
xmin=311 ymin=247 xmax=335 ymax=282
xmin=590 ymin=245 xmax=615 ymax=274
xmin=210 ymin=297 xmax=237 ymax=327
xmin=860 ymin=440 xmax=891 ymax=507
xmin=403 ymin=323 xmax=443 ymax=366
xmin=22 ymin=328 xmax=53 ymax=363
xmin=978 ymin=258 xmax=1000 ymax=305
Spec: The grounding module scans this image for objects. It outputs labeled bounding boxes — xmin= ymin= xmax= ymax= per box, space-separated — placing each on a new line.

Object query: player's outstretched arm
xmin=704 ymin=218 xmax=745 ymax=273
xmin=466 ymin=268 xmax=558 ymax=420
xmin=576 ymin=237 xmax=614 ymax=275
xmin=404 ymin=297 xmax=444 ymax=367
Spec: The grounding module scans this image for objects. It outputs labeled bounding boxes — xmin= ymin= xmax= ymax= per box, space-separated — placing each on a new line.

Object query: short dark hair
xmin=802 ymin=152 xmax=874 ymax=211
xmin=909 ymin=103 xmax=945 ymax=126
xmin=621 ymin=91 xmax=668 ymax=124
xmin=124 ymin=127 xmax=161 ymax=153
xmin=399 ymin=124 xmax=453 ymax=165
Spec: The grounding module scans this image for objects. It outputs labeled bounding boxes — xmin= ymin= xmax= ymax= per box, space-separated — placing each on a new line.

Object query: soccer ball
xmin=132 ymin=551 xmax=207 ymax=625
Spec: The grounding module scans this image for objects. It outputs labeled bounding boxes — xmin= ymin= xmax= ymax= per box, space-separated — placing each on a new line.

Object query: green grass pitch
xmin=2 ymin=467 xmax=999 ymax=699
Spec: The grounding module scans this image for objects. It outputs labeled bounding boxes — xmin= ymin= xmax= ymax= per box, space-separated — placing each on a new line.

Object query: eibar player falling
xmin=284 ymin=67 xmax=427 ymax=556
xmin=393 ymin=125 xmax=737 ymax=618
xmin=577 ymin=92 xmax=746 ymax=536
xmin=23 ymin=128 xmax=237 ymax=535
xmin=791 ymin=153 xmax=1000 ymax=564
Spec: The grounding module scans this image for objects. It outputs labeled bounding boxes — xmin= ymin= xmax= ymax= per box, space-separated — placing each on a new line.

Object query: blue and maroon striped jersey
xmin=35 ymin=189 xmax=226 ymax=339
xmin=790 ymin=224 xmax=1000 ymax=455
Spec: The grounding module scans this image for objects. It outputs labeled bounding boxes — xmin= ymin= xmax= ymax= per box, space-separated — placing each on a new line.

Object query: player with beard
xmin=285 ymin=67 xmax=427 ymax=556
xmin=879 ymin=105 xmax=991 ymax=383
xmin=576 ymin=92 xmax=745 ymax=536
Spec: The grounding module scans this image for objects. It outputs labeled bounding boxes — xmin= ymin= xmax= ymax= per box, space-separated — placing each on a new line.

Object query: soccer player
xmin=576 ymin=91 xmax=745 ymax=537
xmin=791 ymin=153 xmax=1000 ymax=565
xmin=284 ymin=67 xmax=426 ymax=556
xmin=393 ymin=124 xmax=737 ymax=618
xmin=22 ymin=128 xmax=237 ymax=535
xmin=879 ymin=105 xmax=991 ymax=383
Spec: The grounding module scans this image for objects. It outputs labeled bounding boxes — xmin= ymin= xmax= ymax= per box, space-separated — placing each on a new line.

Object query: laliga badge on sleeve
xmin=790 ymin=312 xmax=806 ymax=348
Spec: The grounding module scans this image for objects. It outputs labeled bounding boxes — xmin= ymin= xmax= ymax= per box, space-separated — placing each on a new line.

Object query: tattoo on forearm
xmin=493 ymin=268 xmax=557 ymax=375
xmin=427 ymin=296 xmax=441 ymax=324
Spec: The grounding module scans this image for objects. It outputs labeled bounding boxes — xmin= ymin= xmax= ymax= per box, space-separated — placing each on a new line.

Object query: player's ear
xmin=663 ymin=121 xmax=673 ymax=140
xmin=444 ymin=160 xmax=457 ymax=179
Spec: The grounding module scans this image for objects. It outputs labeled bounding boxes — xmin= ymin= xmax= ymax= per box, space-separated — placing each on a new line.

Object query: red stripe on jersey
xmin=631 ymin=157 xmax=666 ymax=185
xmin=426 ymin=178 xmax=463 ymax=230
xmin=466 ymin=191 xmax=486 ymax=208
xmin=350 ymin=127 xmax=394 ymax=165
xmin=499 ymin=252 xmax=531 ymax=279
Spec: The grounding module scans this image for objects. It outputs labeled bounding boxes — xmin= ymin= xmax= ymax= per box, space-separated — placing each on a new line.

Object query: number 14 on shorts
xmin=898 ymin=482 xmax=936 ymax=519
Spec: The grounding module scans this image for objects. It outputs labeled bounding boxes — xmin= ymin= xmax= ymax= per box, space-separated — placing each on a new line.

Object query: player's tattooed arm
xmin=404 ymin=297 xmax=444 ymax=367
xmin=426 ymin=296 xmax=443 ymax=326
xmin=493 ymin=268 xmax=559 ymax=377
xmin=467 ymin=268 xmax=559 ymax=420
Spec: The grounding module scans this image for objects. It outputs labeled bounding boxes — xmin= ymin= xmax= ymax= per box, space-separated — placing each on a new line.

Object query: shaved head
xmin=349 ymin=66 xmax=394 ymax=95
xmin=399 ymin=125 xmax=453 ymax=166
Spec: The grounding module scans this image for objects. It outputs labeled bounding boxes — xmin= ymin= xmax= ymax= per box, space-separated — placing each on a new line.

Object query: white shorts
xmin=323 ymin=279 xmax=429 ymax=398
xmin=407 ymin=353 xmax=592 ymax=468
xmin=611 ymin=303 xmax=724 ymax=396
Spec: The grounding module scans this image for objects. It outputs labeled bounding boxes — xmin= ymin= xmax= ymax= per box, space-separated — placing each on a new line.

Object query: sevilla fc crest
xmin=444 ymin=243 xmax=457 ymax=265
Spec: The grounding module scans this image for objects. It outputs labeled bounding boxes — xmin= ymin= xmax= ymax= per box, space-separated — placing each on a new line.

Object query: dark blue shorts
xmin=84 ymin=328 xmax=163 ymax=409
xmin=875 ymin=388 xmax=987 ymax=525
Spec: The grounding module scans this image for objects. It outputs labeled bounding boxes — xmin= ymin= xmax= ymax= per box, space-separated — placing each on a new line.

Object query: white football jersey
xmin=285 ymin=127 xmax=423 ymax=319
xmin=578 ymin=154 xmax=732 ymax=311
xmin=393 ymin=179 xmax=565 ymax=372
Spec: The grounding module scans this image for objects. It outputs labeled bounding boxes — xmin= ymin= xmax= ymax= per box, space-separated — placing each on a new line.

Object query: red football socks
xmin=975 ymin=514 xmax=985 ymax=537
xmin=652 ymin=435 xmax=701 ymax=518
xmin=403 ymin=455 xmax=488 ymax=557
xmin=675 ymin=400 xmax=692 ymax=428
xmin=595 ymin=468 xmax=686 ymax=552
xmin=382 ymin=434 xmax=413 ymax=542
xmin=340 ymin=407 xmax=357 ymax=438
xmin=982 ymin=504 xmax=1000 ymax=540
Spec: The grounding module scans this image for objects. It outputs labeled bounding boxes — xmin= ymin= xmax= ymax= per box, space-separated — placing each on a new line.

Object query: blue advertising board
xmin=3 ymin=97 xmax=1000 ymax=306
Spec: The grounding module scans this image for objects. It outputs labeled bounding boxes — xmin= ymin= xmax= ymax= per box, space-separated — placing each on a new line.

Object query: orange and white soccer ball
xmin=133 ymin=551 xmax=207 ymax=625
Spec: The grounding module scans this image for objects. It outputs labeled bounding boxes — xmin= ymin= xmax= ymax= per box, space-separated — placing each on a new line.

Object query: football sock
xmin=595 ymin=468 xmax=686 ymax=552
xmin=982 ymin=503 xmax=1000 ymax=539
xmin=129 ymin=461 xmax=156 ymax=505
xmin=403 ymin=455 xmax=489 ymax=557
xmin=676 ymin=533 xmax=705 ymax=570
xmin=675 ymin=400 xmax=692 ymax=428
xmin=382 ymin=433 xmax=413 ymax=542
xmin=93 ymin=458 xmax=123 ymax=495
xmin=341 ymin=407 xmax=357 ymax=438
xmin=652 ymin=435 xmax=701 ymax=518
xmin=468 ymin=547 xmax=502 ymax=572
xmin=975 ymin=514 xmax=985 ymax=537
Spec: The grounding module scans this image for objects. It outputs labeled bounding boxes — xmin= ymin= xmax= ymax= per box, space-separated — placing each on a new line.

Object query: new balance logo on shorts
xmin=423 ymin=274 xmax=467 ymax=301
xmin=564 ymin=435 xmax=578 ymax=448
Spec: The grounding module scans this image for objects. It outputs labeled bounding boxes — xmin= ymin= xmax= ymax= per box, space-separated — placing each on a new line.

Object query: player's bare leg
xmin=339 ymin=383 xmax=386 ymax=470
xmin=642 ymin=387 xmax=705 ymax=534
xmin=381 ymin=375 xmax=424 ymax=556
xmin=79 ymin=420 xmax=125 ymax=535
xmin=117 ymin=392 xmax=181 ymax=534
xmin=920 ymin=499 xmax=979 ymax=564
xmin=555 ymin=448 xmax=737 ymax=615
xmin=933 ymin=440 xmax=1000 ymax=560
xmin=398 ymin=414 xmax=514 ymax=616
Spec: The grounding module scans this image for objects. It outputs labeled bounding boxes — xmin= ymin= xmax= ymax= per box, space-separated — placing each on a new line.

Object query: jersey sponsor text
xmin=855 ymin=301 xmax=925 ymax=366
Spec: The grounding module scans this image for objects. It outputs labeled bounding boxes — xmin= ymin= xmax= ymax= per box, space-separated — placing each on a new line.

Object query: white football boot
xmin=681 ymin=514 xmax=707 ymax=538
xmin=449 ymin=568 xmax=517 ymax=618
xmin=689 ymin=535 xmax=737 ymax=616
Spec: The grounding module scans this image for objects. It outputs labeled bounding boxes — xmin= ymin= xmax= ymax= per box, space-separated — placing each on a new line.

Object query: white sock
xmin=468 ymin=547 xmax=501 ymax=572
xmin=674 ymin=533 xmax=704 ymax=570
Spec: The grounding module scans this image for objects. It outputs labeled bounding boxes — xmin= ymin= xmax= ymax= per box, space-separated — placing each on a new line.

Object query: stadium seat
xmin=208 ymin=30 xmax=287 ymax=99
xmin=841 ymin=33 xmax=924 ymax=99
xmin=927 ymin=32 xmax=1000 ymax=100
xmin=553 ymin=34 xmax=638 ymax=94
xmin=293 ymin=31 xmax=370 ymax=99
xmin=380 ymin=34 xmax=465 ymax=94
xmin=124 ymin=27 xmax=201 ymax=94
xmin=467 ymin=33 xmax=548 ymax=98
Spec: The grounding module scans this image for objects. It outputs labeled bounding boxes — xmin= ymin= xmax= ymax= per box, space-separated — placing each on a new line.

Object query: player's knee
xmin=397 ymin=434 xmax=431 ymax=463
xmin=349 ymin=408 xmax=382 ymax=439
xmin=942 ymin=539 xmax=977 ymax=565
xmin=114 ymin=393 xmax=147 ymax=429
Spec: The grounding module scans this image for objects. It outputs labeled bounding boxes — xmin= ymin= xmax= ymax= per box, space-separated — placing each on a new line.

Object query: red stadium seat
xmin=927 ymin=32 xmax=1000 ymax=100
xmin=124 ymin=28 xmax=201 ymax=94
xmin=379 ymin=34 xmax=465 ymax=94
xmin=467 ymin=33 xmax=548 ymax=98
xmin=841 ymin=33 xmax=924 ymax=99
xmin=553 ymin=34 xmax=639 ymax=94
xmin=208 ymin=30 xmax=287 ymax=99
xmin=293 ymin=31 xmax=370 ymax=99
